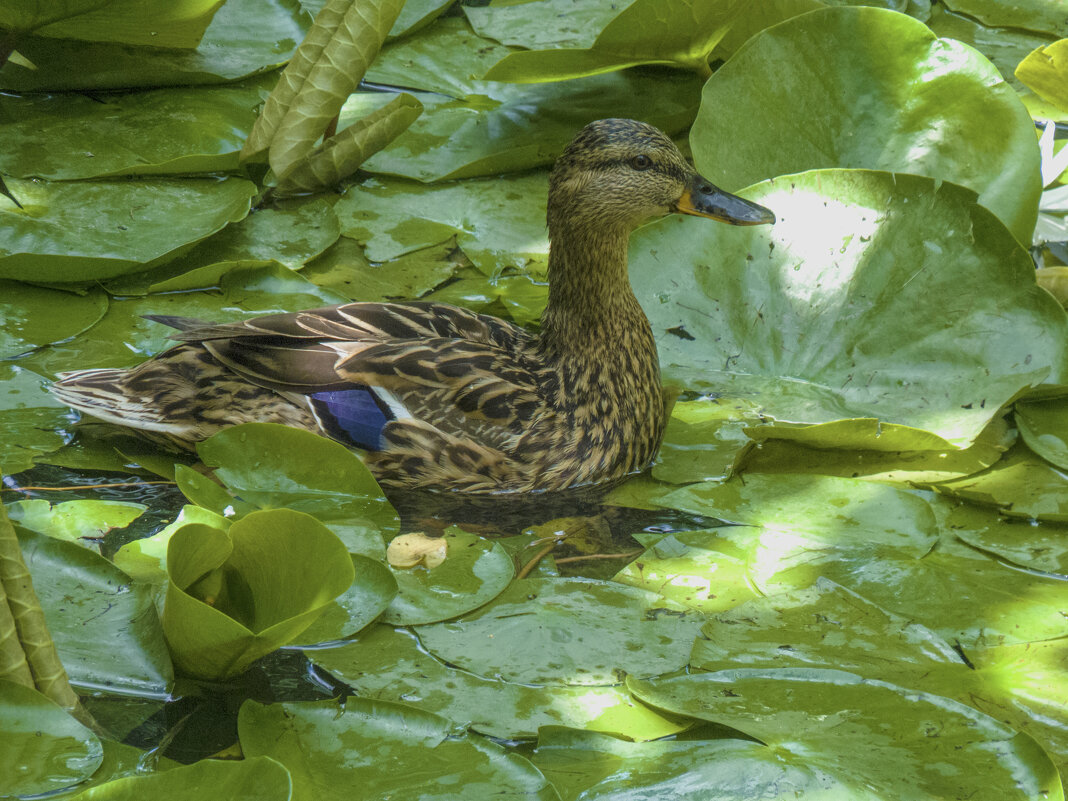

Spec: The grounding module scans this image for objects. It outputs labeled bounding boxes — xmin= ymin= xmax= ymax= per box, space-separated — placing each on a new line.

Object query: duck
xmin=50 ymin=119 xmax=775 ymax=493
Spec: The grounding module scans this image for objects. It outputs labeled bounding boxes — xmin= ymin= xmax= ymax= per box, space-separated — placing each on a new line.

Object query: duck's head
xmin=548 ymin=118 xmax=775 ymax=236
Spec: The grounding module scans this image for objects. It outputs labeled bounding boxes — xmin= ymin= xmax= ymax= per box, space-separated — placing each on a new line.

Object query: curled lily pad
xmin=631 ymin=170 xmax=1068 ymax=450
xmin=239 ymin=697 xmax=557 ymax=800
xmin=692 ymin=5 xmax=1041 ymax=242
xmin=162 ymin=509 xmax=355 ymax=679
xmin=415 ymin=577 xmax=703 ymax=686
xmin=629 ymin=669 xmax=1060 ymax=800
xmin=291 ymin=554 xmax=397 ymax=646
xmin=1016 ymin=39 xmax=1068 ymax=112
xmin=381 ymin=527 xmax=514 ymax=626
xmin=112 ymin=504 xmax=229 ymax=584
xmin=0 ymin=680 xmax=103 ymax=797
xmin=0 ymin=177 xmax=256 ymax=283
xmin=307 ymin=624 xmax=685 ymax=741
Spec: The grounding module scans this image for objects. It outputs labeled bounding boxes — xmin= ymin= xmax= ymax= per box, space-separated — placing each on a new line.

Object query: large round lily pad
xmin=630 ymin=169 xmax=1068 ymax=450
xmin=239 ymin=697 xmax=557 ymax=800
xmin=415 ymin=577 xmax=704 ymax=686
xmin=307 ymin=624 xmax=685 ymax=741
xmin=629 ymin=669 xmax=1060 ymax=800
xmin=693 ymin=5 xmax=1041 ymax=242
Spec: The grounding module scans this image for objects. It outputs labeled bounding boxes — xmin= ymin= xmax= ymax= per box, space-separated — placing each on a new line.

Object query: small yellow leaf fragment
xmin=387 ymin=533 xmax=447 ymax=569
xmin=1037 ymin=267 xmax=1068 ymax=308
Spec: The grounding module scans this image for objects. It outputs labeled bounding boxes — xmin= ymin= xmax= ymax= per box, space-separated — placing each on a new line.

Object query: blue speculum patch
xmin=309 ymin=387 xmax=394 ymax=450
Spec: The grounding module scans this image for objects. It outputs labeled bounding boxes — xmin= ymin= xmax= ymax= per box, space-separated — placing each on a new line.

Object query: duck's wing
xmin=154 ymin=302 xmax=547 ymax=454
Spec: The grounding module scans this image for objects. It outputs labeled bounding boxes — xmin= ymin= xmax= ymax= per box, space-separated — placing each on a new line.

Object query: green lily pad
xmin=0 ymin=680 xmax=103 ymax=797
xmin=112 ymin=504 xmax=230 ymax=584
xmin=945 ymin=501 xmax=1068 ymax=575
xmin=302 ymin=237 xmax=461 ymax=302
xmin=335 ymin=173 xmax=549 ymax=273
xmin=481 ymin=0 xmax=740 ymax=82
xmin=651 ymin=398 xmax=762 ymax=485
xmin=0 ymin=0 xmax=305 ymax=91
xmin=611 ymin=529 xmax=763 ymax=614
xmin=163 ymin=509 xmax=355 ymax=679
xmin=291 ymin=554 xmax=397 ymax=646
xmin=239 ymin=697 xmax=557 ymax=800
xmin=630 ymin=170 xmax=1068 ymax=449
xmin=739 ymin=414 xmax=1016 ymax=485
xmin=629 ymin=669 xmax=1060 ymax=800
xmin=381 ymin=527 xmax=514 ymax=626
xmin=0 ymin=80 xmax=267 ymax=181
xmin=463 ymin=0 xmax=613 ymax=50
xmin=659 ymin=474 xmax=1068 ymax=647
xmin=389 ymin=0 xmax=454 ymax=39
xmin=928 ymin=442 xmax=1068 ymax=522
xmin=0 ymin=364 xmax=70 ymax=474
xmin=21 ymin=264 xmax=349 ymax=377
xmin=1016 ymin=397 xmax=1068 ymax=470
xmin=306 ymin=624 xmax=686 ymax=741
xmin=530 ymin=727 xmax=833 ymax=801
xmin=16 ymin=526 xmax=173 ymax=696
xmin=6 ymin=499 xmax=145 ymax=546
xmin=70 ymin=755 xmax=292 ymax=801
xmin=415 ymin=577 xmax=703 ymax=686
xmin=0 ymin=282 xmax=107 ymax=359
xmin=0 ymin=176 xmax=256 ymax=283
xmin=197 ymin=423 xmax=399 ymax=536
xmin=107 ymin=197 xmax=341 ymax=294
xmin=942 ymin=0 xmax=1068 ymax=37
xmin=926 ymin=4 xmax=1055 ymax=93
xmin=357 ymin=18 xmax=702 ymax=181
xmin=692 ymin=6 xmax=1041 ymax=242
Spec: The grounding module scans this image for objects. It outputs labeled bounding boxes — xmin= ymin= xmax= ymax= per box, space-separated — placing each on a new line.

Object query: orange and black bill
xmin=675 ymin=174 xmax=775 ymax=226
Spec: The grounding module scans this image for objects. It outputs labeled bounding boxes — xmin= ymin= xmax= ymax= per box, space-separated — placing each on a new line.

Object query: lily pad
xmin=162 ymin=509 xmax=355 ymax=679
xmin=196 ymin=423 xmax=399 ymax=537
xmin=651 ymin=398 xmax=762 ymax=485
xmin=291 ymin=554 xmax=397 ymax=646
xmin=531 ymin=727 xmax=835 ymax=801
xmin=927 ymin=442 xmax=1068 ymax=522
xmin=0 ymin=176 xmax=256 ymax=283
xmin=611 ymin=529 xmax=763 ymax=614
xmin=0 ymin=282 xmax=107 ymax=359
xmin=0 ymin=680 xmax=103 ymax=798
xmin=415 ymin=577 xmax=703 ymax=686
xmin=629 ymin=669 xmax=1060 ymax=800
xmin=463 ymin=0 xmax=614 ymax=51
xmin=334 ymin=172 xmax=548 ymax=275
xmin=239 ymin=697 xmax=557 ymax=801
xmin=70 ymin=754 xmax=293 ymax=801
xmin=481 ymin=0 xmax=740 ymax=82
xmin=693 ymin=6 xmax=1041 ymax=243
xmin=306 ymin=624 xmax=686 ymax=741
xmin=1016 ymin=39 xmax=1068 ymax=112
xmin=0 ymin=0 xmax=306 ymax=91
xmin=381 ymin=527 xmax=514 ymax=626
xmin=0 ymin=364 xmax=70 ymax=474
xmin=15 ymin=526 xmax=173 ymax=696
xmin=357 ymin=18 xmax=702 ymax=181
xmin=945 ymin=501 xmax=1068 ymax=575
xmin=1016 ymin=397 xmax=1068 ymax=470
xmin=942 ymin=0 xmax=1068 ymax=37
xmin=0 ymin=80 xmax=267 ymax=181
xmin=301 ymin=237 xmax=461 ymax=302
xmin=106 ymin=197 xmax=341 ymax=294
xmin=630 ymin=170 xmax=1068 ymax=449
xmin=6 ymin=499 xmax=145 ymax=546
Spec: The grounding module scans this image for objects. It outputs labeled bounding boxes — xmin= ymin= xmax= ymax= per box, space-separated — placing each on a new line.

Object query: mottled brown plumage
xmin=51 ymin=119 xmax=774 ymax=493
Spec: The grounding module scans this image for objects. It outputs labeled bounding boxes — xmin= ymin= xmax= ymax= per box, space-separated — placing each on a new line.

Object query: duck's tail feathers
xmin=50 ymin=368 xmax=198 ymax=437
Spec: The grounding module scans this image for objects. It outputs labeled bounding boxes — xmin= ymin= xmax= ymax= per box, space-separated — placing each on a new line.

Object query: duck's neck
xmin=537 ymin=223 xmax=651 ymax=360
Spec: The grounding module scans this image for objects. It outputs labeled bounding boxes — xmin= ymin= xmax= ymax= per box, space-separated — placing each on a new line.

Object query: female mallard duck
xmin=51 ymin=119 xmax=774 ymax=493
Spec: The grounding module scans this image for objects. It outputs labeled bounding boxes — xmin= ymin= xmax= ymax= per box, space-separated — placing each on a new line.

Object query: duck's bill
xmin=675 ymin=179 xmax=775 ymax=226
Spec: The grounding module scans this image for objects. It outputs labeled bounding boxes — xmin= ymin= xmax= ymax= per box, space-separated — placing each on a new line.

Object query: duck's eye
xmin=630 ymin=154 xmax=653 ymax=171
